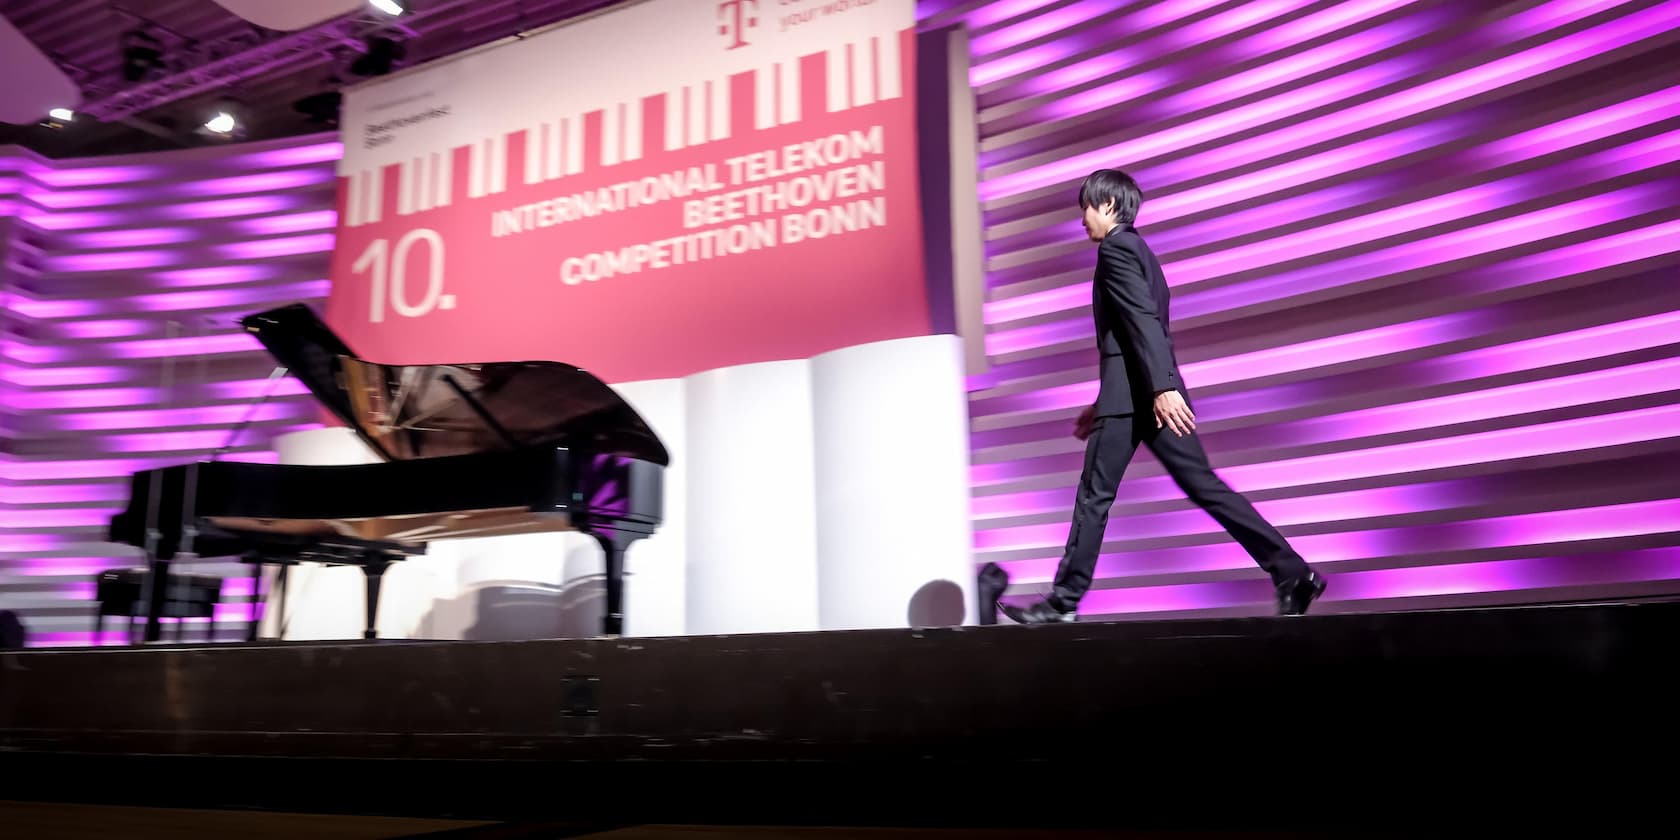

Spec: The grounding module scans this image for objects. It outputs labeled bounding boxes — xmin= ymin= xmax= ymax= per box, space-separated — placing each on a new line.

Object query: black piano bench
xmin=94 ymin=569 xmax=223 ymax=644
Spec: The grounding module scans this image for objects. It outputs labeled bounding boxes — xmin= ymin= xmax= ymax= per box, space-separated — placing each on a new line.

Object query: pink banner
xmin=327 ymin=0 xmax=927 ymax=383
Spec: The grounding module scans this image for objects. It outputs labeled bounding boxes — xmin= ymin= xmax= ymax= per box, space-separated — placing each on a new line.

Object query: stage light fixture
xmin=120 ymin=29 xmax=165 ymax=83
xmin=350 ymin=36 xmax=406 ymax=77
xmin=293 ymin=89 xmax=343 ymax=126
xmin=199 ymin=96 xmax=249 ymax=138
xmin=48 ymin=107 xmax=74 ymax=121
xmin=204 ymin=111 xmax=237 ymax=134
xmin=369 ymin=0 xmax=405 ymax=16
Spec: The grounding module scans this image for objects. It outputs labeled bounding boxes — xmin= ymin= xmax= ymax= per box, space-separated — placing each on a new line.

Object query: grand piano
xmin=108 ymin=303 xmax=666 ymax=642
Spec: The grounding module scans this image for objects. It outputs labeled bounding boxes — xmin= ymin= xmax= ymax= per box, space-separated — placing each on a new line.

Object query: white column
xmin=811 ymin=335 xmax=975 ymax=630
xmin=610 ymin=378 xmax=688 ymax=637
xmin=444 ymin=531 xmax=577 ymax=641
xmin=684 ymin=359 xmax=820 ymax=634
xmin=444 ymin=376 xmax=688 ymax=640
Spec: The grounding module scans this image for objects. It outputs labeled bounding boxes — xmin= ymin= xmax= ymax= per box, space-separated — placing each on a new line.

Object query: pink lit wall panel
xmin=922 ymin=0 xmax=1680 ymax=618
xmin=0 ymin=136 xmax=338 ymax=644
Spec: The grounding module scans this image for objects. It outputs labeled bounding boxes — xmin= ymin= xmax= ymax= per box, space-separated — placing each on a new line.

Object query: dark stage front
xmin=2 ymin=603 xmax=1672 ymax=830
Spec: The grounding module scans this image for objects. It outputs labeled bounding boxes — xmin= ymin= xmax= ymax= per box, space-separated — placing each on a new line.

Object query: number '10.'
xmin=352 ymin=228 xmax=456 ymax=322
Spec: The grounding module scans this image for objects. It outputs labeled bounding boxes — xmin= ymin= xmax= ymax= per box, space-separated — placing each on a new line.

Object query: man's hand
xmin=1073 ymin=403 xmax=1097 ymax=441
xmin=1153 ymin=390 xmax=1196 ymax=437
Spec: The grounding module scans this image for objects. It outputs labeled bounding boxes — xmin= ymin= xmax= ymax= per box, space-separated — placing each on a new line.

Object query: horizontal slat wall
xmin=919 ymin=0 xmax=1680 ymax=617
xmin=0 ymin=136 xmax=337 ymax=645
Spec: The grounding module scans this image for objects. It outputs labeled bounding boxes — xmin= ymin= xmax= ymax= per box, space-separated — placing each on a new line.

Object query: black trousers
xmin=1049 ymin=413 xmax=1310 ymax=610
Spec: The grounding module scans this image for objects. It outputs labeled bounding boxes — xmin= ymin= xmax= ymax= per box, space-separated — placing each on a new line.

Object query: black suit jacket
xmin=1092 ymin=223 xmax=1182 ymax=418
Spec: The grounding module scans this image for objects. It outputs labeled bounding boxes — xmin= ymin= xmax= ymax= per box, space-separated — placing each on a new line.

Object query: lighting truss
xmin=76 ymin=0 xmax=482 ymax=122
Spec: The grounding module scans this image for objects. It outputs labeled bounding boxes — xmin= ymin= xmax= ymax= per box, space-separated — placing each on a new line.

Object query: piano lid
xmin=239 ymin=304 xmax=669 ymax=466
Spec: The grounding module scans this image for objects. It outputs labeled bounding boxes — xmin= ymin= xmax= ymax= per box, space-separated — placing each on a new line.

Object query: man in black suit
xmin=1000 ymin=169 xmax=1326 ymax=623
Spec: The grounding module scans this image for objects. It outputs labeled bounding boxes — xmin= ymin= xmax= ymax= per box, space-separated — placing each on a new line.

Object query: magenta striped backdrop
xmin=925 ymin=0 xmax=1680 ymax=617
xmin=0 ymin=138 xmax=341 ymax=645
xmin=2 ymin=0 xmax=1678 ymax=644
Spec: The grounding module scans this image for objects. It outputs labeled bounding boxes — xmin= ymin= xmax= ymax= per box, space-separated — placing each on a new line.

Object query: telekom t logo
xmin=717 ymin=0 xmax=757 ymax=50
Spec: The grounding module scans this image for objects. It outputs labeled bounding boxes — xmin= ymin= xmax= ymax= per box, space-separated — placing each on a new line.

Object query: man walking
xmin=1000 ymin=169 xmax=1326 ymax=623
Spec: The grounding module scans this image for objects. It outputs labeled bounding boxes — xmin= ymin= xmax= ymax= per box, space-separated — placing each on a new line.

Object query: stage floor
xmin=2 ymin=602 xmax=1673 ymax=830
xmin=0 ymin=803 xmax=1367 ymax=840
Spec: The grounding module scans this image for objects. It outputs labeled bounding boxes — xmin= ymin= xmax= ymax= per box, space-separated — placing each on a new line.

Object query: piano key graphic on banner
xmin=877 ymin=32 xmax=903 ymax=101
xmin=430 ymin=150 xmax=452 ymax=210
xmin=547 ymin=119 xmax=565 ymax=181
xmin=663 ymin=86 xmax=685 ymax=153
xmin=623 ymin=101 xmax=643 ymax=163
xmin=466 ymin=139 xmax=486 ymax=199
xmin=399 ymin=153 xmax=451 ymax=215
xmin=467 ymin=135 xmax=509 ymax=199
xmin=564 ymin=116 xmax=584 ymax=176
xmin=754 ymin=64 xmax=776 ymax=130
xmin=686 ymin=83 xmax=707 ymax=148
xmin=602 ymin=104 xmax=622 ymax=167
xmin=468 ymin=135 xmax=500 ymax=198
xmin=779 ymin=56 xmax=802 ymax=125
xmin=524 ymin=122 xmax=552 ymax=186
xmin=491 ymin=135 xmax=508 ymax=194
xmin=852 ymin=40 xmax=877 ymax=108
xmin=826 ymin=44 xmax=850 ymax=113
xmin=346 ymin=167 xmax=382 ymax=227
xmin=709 ymin=78 xmax=730 ymax=143
xmin=583 ymin=99 xmax=649 ymax=168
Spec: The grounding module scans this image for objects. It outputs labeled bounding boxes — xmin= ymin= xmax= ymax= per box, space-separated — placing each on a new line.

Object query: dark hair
xmin=1077 ymin=169 xmax=1143 ymax=224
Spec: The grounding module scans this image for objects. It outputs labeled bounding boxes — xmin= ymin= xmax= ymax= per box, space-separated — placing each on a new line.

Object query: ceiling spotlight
xmin=204 ymin=111 xmax=237 ymax=134
xmin=293 ymin=89 xmax=343 ymax=126
xmin=200 ymin=97 xmax=247 ymax=138
xmin=369 ymin=0 xmax=405 ymax=16
xmin=48 ymin=108 xmax=75 ymax=122
xmin=121 ymin=29 xmax=165 ymax=83
xmin=351 ymin=36 xmax=406 ymax=77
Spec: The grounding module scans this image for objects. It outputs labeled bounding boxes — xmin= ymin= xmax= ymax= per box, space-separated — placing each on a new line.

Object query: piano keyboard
xmin=341 ymin=33 xmax=907 ymax=229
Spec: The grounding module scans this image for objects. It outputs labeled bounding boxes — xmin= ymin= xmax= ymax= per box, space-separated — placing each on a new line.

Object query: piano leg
xmin=275 ymin=564 xmax=291 ymax=640
xmin=360 ymin=555 xmax=393 ymax=640
xmin=141 ymin=558 xmax=171 ymax=643
xmin=245 ymin=556 xmax=263 ymax=643
xmin=585 ymin=527 xmax=651 ymax=638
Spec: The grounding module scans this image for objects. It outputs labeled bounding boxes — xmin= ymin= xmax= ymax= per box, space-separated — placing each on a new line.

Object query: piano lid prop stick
xmin=212 ymin=365 xmax=290 ymax=460
xmin=176 ymin=362 xmax=291 ymax=581
xmin=175 ymin=317 xmax=229 ymax=566
xmin=178 ymin=317 xmax=214 ymax=561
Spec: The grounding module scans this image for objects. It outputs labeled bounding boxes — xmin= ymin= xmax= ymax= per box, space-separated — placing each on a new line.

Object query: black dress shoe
xmin=999 ymin=599 xmax=1076 ymax=624
xmin=1277 ymin=571 xmax=1327 ymax=616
